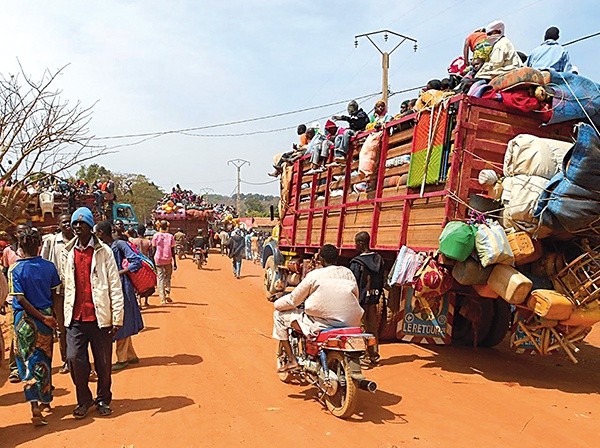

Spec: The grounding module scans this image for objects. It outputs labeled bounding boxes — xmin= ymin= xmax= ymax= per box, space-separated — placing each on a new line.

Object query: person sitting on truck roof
xmin=272 ymin=244 xmax=363 ymax=373
xmin=366 ymin=99 xmax=393 ymax=130
xmin=526 ymin=26 xmax=573 ymax=72
xmin=475 ymin=20 xmax=523 ymax=80
xmin=307 ymin=120 xmax=345 ymax=172
xmin=463 ymin=27 xmax=489 ymax=64
xmin=268 ymin=127 xmax=315 ymax=177
xmin=331 ymin=100 xmax=370 ymax=163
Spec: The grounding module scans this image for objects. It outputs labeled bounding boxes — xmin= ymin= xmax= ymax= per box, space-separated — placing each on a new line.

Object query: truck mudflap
xmin=261 ymin=240 xmax=284 ymax=268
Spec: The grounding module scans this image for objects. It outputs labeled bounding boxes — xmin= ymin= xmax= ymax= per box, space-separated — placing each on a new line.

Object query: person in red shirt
xmin=61 ymin=207 xmax=124 ymax=419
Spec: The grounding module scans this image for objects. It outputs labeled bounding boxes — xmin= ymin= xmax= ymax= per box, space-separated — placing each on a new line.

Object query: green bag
xmin=439 ymin=221 xmax=476 ymax=262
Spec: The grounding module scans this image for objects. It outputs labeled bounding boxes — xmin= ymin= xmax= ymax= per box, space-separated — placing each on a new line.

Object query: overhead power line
xmin=564 ymin=31 xmax=600 ymax=46
xmin=94 ymin=91 xmax=381 ymax=141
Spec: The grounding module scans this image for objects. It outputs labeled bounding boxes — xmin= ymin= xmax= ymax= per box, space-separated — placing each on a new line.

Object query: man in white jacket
xmin=476 ymin=20 xmax=523 ymax=80
xmin=61 ymin=207 xmax=124 ymax=419
xmin=273 ymin=244 xmax=363 ymax=372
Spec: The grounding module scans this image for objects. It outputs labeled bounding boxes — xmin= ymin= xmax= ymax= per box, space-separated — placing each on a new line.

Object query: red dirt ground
xmin=1 ymin=251 xmax=599 ymax=448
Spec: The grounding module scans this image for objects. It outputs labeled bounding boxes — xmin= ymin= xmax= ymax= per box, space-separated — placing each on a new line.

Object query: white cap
xmin=311 ymin=121 xmax=320 ymax=129
xmin=571 ymin=66 xmax=579 ymax=75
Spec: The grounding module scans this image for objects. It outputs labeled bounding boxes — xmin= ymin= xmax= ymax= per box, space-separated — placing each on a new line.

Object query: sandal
xmin=72 ymin=402 xmax=93 ymax=419
xmin=31 ymin=415 xmax=48 ymax=427
xmin=96 ymin=401 xmax=113 ymax=417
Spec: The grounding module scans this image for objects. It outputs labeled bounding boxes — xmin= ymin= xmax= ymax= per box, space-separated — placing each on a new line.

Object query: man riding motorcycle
xmin=272 ymin=244 xmax=364 ymax=373
xmin=192 ymin=229 xmax=209 ymax=263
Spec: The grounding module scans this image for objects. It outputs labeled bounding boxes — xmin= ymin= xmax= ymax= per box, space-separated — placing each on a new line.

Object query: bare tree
xmin=0 ymin=63 xmax=106 ymax=227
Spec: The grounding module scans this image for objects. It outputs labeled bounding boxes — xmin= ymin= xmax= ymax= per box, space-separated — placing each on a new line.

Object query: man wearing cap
xmin=61 ymin=207 xmax=124 ymax=419
xmin=526 ymin=27 xmax=573 ymax=72
xmin=475 ymin=20 xmax=523 ymax=80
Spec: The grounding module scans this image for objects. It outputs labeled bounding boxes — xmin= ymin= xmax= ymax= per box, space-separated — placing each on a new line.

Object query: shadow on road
xmin=0 ymin=395 xmax=195 ymax=446
xmin=287 ymin=385 xmax=405 ymax=424
xmin=239 ymin=275 xmax=260 ymax=279
xmin=412 ymin=340 xmax=600 ymax=394
xmin=132 ymin=354 xmax=203 ymax=368
xmin=165 ymin=302 xmax=209 ymax=307
xmin=0 ymin=387 xmax=70 ymax=407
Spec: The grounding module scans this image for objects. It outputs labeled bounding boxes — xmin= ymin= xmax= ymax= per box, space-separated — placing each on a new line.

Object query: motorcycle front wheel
xmin=324 ymin=352 xmax=358 ymax=419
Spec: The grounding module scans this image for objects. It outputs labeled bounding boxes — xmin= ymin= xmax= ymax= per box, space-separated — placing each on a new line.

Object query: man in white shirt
xmin=273 ymin=244 xmax=363 ymax=372
xmin=476 ymin=20 xmax=523 ymax=80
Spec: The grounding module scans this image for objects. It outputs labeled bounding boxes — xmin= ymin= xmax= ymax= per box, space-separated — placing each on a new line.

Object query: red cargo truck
xmin=262 ymin=95 xmax=577 ymax=348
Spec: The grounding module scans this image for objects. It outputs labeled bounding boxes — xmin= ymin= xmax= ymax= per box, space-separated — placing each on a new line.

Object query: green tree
xmin=114 ymin=173 xmax=164 ymax=223
xmin=75 ymin=163 xmax=113 ymax=184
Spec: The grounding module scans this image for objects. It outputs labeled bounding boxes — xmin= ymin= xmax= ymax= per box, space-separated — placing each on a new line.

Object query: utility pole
xmin=227 ymin=159 xmax=250 ymax=216
xmin=354 ymin=30 xmax=417 ymax=104
xmin=199 ymin=187 xmax=214 ymax=202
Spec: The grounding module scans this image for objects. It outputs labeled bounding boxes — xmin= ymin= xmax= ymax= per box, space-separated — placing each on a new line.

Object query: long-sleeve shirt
xmin=476 ymin=36 xmax=523 ymax=80
xmin=274 ymin=265 xmax=363 ymax=328
xmin=339 ymin=109 xmax=370 ymax=132
xmin=526 ymin=39 xmax=572 ymax=72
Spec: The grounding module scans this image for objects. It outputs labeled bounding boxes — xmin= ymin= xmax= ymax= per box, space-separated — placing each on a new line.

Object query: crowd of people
xmin=269 ymin=22 xmax=577 ymax=178
xmin=0 ymin=209 xmax=182 ymax=426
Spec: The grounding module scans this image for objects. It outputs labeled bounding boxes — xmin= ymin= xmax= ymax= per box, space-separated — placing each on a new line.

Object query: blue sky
xmin=1 ymin=0 xmax=598 ymax=195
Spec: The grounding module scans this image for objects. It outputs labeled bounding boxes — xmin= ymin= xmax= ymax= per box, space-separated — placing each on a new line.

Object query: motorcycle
xmin=193 ymin=247 xmax=207 ymax=269
xmin=175 ymin=243 xmax=185 ymax=260
xmin=277 ymin=325 xmax=378 ymax=419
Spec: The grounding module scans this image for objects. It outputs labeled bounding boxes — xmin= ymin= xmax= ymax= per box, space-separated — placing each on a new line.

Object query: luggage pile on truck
xmin=150 ymin=185 xmax=238 ymax=237
xmin=264 ymin=70 xmax=600 ymax=362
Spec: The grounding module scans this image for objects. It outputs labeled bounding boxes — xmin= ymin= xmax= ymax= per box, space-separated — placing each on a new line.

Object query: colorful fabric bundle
xmin=475 ymin=221 xmax=514 ymax=267
xmin=489 ymin=67 xmax=545 ymax=91
xmin=439 ymin=221 xmax=476 ymax=262
xmin=413 ymin=257 xmax=453 ymax=299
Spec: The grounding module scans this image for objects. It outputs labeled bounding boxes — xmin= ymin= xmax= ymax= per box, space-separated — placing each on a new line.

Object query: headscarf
xmin=374 ymin=99 xmax=387 ymax=114
xmin=486 ymin=20 xmax=505 ymax=46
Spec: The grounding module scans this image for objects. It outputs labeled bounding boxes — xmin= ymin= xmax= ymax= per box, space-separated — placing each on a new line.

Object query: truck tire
xmin=264 ymin=256 xmax=281 ymax=299
xmin=452 ymin=297 xmax=494 ymax=346
xmin=481 ymin=299 xmax=512 ymax=348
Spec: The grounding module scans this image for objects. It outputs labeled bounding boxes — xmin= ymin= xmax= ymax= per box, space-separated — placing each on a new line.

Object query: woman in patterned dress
xmin=8 ymin=228 xmax=61 ymax=426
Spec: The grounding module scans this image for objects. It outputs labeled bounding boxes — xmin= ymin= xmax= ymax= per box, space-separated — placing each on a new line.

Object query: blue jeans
xmin=232 ymin=258 xmax=242 ymax=278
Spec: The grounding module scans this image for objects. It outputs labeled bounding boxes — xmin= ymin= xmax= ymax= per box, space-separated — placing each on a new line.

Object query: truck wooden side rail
xmin=264 ymin=95 xmax=577 ymax=347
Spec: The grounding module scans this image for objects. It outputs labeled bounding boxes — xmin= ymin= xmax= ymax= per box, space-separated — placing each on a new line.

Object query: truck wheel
xmin=452 ymin=297 xmax=494 ymax=346
xmin=481 ymin=299 xmax=512 ymax=347
xmin=264 ymin=255 xmax=287 ymax=299
xmin=264 ymin=256 xmax=278 ymax=299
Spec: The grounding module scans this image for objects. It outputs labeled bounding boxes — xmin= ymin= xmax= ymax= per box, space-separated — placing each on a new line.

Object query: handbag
xmin=121 ymin=243 xmax=157 ymax=296
xmin=413 ymin=256 xmax=453 ymax=299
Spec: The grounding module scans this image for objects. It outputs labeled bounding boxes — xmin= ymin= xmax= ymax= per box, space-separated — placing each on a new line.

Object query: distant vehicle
xmin=0 ymin=188 xmax=137 ymax=233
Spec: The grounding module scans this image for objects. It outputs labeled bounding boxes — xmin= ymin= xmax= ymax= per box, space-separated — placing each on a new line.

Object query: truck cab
xmin=112 ymin=202 xmax=138 ymax=230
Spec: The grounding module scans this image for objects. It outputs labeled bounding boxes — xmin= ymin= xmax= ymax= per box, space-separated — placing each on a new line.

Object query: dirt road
xmin=1 ymin=251 xmax=599 ymax=448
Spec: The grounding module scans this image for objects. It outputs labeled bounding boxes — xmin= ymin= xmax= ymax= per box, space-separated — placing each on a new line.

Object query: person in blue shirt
xmin=527 ymin=26 xmax=573 ymax=72
xmin=8 ymin=227 xmax=61 ymax=426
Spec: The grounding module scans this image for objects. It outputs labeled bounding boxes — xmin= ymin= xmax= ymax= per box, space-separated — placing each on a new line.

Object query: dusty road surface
xmin=1 ymin=251 xmax=599 ymax=448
